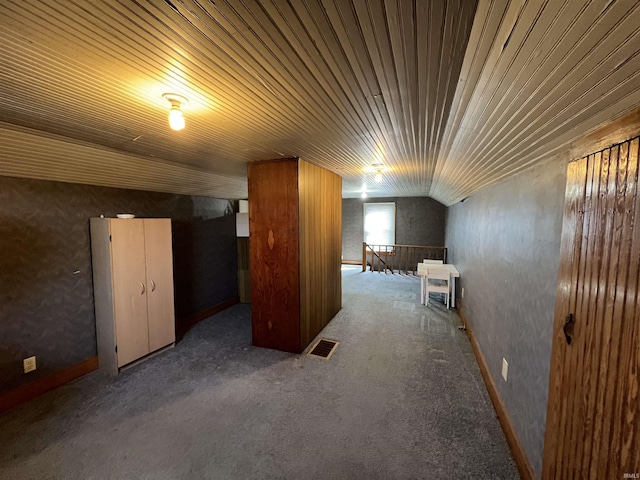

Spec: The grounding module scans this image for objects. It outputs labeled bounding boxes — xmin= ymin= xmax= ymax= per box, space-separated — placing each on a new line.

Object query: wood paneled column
xmin=248 ymin=158 xmax=342 ymax=353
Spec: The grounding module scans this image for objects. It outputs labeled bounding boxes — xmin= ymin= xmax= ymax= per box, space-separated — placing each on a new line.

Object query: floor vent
xmin=307 ymin=339 xmax=339 ymax=360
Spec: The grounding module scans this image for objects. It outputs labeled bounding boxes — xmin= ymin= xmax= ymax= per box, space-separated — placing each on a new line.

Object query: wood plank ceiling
xmin=0 ymin=0 xmax=639 ymax=205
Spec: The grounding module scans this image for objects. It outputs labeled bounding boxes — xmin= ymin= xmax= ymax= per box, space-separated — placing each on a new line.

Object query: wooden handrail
xmin=362 ymin=242 xmax=447 ymax=274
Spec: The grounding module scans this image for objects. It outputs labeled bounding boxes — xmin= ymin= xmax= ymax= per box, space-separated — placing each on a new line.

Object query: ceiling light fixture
xmin=361 ymin=191 xmax=368 ymax=199
xmin=371 ymin=163 xmax=384 ymax=183
xmin=162 ymin=93 xmax=188 ymax=131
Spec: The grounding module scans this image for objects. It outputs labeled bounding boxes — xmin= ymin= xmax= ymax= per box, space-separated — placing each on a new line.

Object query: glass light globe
xmin=169 ymin=108 xmax=185 ymax=130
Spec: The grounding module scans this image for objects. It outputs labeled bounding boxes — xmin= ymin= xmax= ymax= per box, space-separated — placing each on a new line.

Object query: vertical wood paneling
xmin=570 ymin=149 xmax=606 ymax=479
xmin=582 ymin=147 xmax=614 ymax=478
xmin=597 ymin=140 xmax=634 ymax=478
xmin=248 ymin=158 xmax=341 ymax=353
xmin=615 ymin=138 xmax=640 ymax=474
xmin=543 ymin=157 xmax=587 ymax=477
xmin=564 ymin=153 xmax=597 ymax=478
xmin=544 ymin=135 xmax=640 ymax=478
xmin=591 ymin=145 xmax=622 ymax=476
xmin=248 ymin=159 xmax=301 ymax=353
xmin=298 ymin=160 xmax=342 ymax=349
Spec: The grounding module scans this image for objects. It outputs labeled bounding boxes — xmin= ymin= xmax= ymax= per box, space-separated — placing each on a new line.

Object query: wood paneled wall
xmin=543 ymin=132 xmax=640 ymax=477
xmin=248 ymin=159 xmax=301 ymax=352
xmin=248 ymin=158 xmax=341 ymax=353
xmin=298 ymin=160 xmax=342 ymax=349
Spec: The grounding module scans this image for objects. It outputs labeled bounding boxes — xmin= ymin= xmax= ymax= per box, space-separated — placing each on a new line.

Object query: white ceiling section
xmin=0 ymin=0 xmax=639 ymax=205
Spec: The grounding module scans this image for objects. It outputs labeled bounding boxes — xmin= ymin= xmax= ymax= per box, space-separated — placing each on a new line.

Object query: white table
xmin=417 ymin=263 xmax=460 ymax=308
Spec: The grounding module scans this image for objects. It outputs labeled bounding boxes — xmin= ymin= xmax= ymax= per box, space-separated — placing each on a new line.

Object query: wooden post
xmin=391 ymin=245 xmax=395 ymax=274
xmin=362 ymin=242 xmax=367 ymax=272
xmin=414 ymin=247 xmax=418 ymax=274
xmin=404 ymin=246 xmax=408 ymax=274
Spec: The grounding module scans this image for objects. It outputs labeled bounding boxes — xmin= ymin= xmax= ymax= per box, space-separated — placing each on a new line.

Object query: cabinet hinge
xmin=115 ymin=345 xmax=118 ymax=353
xmin=109 ymin=235 xmax=112 ymax=242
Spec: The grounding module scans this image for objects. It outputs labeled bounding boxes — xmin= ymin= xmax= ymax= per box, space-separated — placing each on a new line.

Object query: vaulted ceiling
xmin=0 ymin=0 xmax=639 ymax=205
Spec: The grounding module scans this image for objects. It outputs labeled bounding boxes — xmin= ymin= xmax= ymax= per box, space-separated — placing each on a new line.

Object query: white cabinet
xmin=90 ymin=218 xmax=175 ymax=374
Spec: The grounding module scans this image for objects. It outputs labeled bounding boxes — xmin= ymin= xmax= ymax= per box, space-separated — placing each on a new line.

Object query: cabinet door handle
xmin=140 ymin=282 xmax=145 ymax=295
xmin=151 ymin=280 xmax=156 ymax=292
xmin=563 ymin=313 xmax=574 ymax=345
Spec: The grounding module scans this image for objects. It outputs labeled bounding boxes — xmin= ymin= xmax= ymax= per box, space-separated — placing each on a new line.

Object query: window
xmin=363 ymin=202 xmax=396 ymax=248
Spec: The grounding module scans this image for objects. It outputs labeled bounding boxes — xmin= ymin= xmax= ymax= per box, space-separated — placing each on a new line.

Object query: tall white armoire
xmin=90 ymin=217 xmax=175 ymax=374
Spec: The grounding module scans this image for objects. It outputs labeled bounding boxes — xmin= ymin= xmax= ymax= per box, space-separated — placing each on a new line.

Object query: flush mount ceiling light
xmin=162 ymin=93 xmax=188 ymax=131
xmin=371 ymin=163 xmax=385 ymax=182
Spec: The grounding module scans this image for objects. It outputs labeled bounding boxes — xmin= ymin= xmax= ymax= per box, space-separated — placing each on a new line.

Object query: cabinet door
xmin=110 ymin=219 xmax=150 ymax=367
xmin=143 ymin=219 xmax=176 ymax=352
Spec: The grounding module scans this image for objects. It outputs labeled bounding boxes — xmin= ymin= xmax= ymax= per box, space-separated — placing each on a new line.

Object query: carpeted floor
xmin=0 ymin=266 xmax=519 ymax=479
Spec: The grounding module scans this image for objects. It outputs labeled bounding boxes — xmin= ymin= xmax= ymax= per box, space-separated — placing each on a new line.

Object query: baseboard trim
xmin=0 ymin=356 xmax=99 ymax=414
xmin=458 ymin=305 xmax=535 ymax=480
xmin=1 ymin=297 xmax=241 ymax=414
xmin=177 ymin=296 xmax=240 ymax=335
xmin=341 ymin=260 xmax=362 ymax=265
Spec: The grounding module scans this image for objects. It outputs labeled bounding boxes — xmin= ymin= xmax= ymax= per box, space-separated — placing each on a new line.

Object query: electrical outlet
xmin=23 ymin=356 xmax=36 ymax=373
xmin=502 ymin=358 xmax=508 ymax=381
xmin=461 ymin=287 xmax=465 ymax=299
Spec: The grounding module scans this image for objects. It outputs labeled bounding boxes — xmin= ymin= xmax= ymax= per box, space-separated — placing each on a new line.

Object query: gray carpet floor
xmin=0 ymin=266 xmax=519 ymax=479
